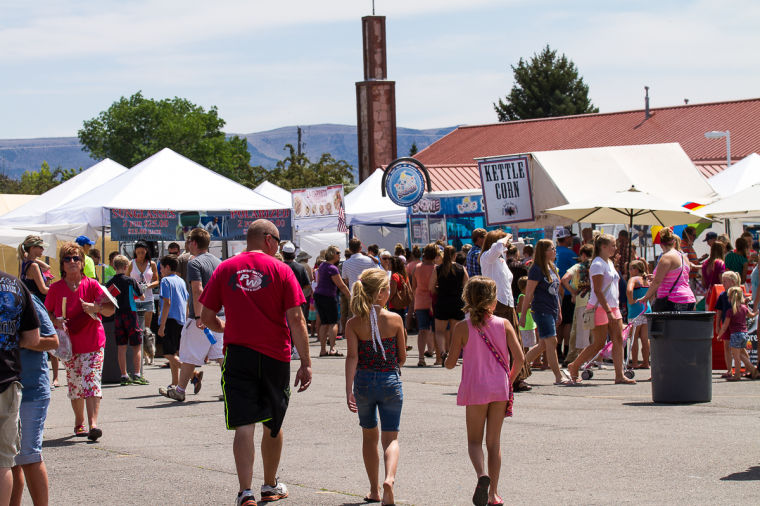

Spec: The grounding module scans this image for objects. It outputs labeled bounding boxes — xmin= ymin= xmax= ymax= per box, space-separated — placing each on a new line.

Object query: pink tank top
xmin=655 ymin=252 xmax=696 ymax=303
xmin=457 ymin=315 xmax=511 ymax=406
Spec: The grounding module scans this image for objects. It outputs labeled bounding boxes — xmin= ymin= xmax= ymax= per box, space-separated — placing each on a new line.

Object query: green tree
xmin=15 ymin=162 xmax=81 ymax=194
xmin=78 ymin=92 xmax=250 ymax=179
xmin=409 ymin=142 xmax=419 ymax=156
xmin=238 ymin=144 xmax=354 ymax=191
xmin=494 ymin=45 xmax=598 ymax=121
xmin=0 ymin=173 xmax=21 ymax=194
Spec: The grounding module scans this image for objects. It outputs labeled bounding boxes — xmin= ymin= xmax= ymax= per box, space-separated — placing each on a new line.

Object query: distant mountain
xmin=0 ymin=124 xmax=457 ymax=181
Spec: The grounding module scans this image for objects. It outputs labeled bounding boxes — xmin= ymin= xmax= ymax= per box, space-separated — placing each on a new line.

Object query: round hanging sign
xmin=384 ymin=159 xmax=428 ymax=207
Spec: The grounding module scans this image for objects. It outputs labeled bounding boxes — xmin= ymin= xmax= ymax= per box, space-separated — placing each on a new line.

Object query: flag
xmin=337 ymin=203 xmax=348 ymax=233
xmin=683 ymin=202 xmax=705 ymax=211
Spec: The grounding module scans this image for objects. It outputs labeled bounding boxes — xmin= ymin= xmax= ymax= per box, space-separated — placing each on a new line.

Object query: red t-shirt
xmin=199 ymin=251 xmax=306 ymax=362
xmin=45 ymin=277 xmax=106 ymax=354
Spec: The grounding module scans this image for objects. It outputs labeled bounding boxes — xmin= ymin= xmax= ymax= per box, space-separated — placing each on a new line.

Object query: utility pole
xmin=297 ymin=126 xmax=302 ymax=157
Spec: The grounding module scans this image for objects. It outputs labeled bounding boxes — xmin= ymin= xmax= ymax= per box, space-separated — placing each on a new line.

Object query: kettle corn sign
xmin=477 ymin=155 xmax=534 ymax=226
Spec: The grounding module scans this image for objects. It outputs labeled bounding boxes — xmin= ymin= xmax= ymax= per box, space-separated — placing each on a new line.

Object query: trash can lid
xmin=646 ymin=311 xmax=715 ymax=322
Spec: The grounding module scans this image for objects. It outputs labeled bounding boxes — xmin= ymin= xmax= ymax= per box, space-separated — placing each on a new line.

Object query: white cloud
xmin=0 ymin=0 xmax=507 ymax=62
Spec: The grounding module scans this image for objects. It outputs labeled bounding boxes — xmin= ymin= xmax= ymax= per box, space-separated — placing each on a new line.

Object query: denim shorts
xmin=15 ymin=398 xmax=49 ymax=466
xmin=415 ymin=309 xmax=434 ymax=331
xmin=135 ymin=300 xmax=154 ymax=313
xmin=730 ymin=332 xmax=749 ymax=349
xmin=353 ymin=370 xmax=403 ymax=432
xmin=534 ymin=311 xmax=558 ymax=339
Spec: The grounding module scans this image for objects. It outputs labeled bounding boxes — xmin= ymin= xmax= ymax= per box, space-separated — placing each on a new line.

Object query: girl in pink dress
xmin=445 ymin=276 xmax=525 ymax=506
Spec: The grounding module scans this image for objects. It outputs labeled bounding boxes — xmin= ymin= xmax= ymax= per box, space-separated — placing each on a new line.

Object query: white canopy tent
xmin=707 ymin=153 xmax=760 ymax=197
xmin=345 ymin=168 xmax=407 ymax=226
xmin=700 ymin=183 xmax=760 ymax=219
xmin=0 ymin=223 xmax=99 ymax=258
xmin=0 ymin=194 xmax=38 ymax=216
xmin=0 ymin=158 xmax=128 ymax=226
xmin=253 ymin=181 xmax=292 ymax=208
xmin=46 ymin=148 xmax=285 ymax=227
xmin=490 ymin=143 xmax=718 ymax=229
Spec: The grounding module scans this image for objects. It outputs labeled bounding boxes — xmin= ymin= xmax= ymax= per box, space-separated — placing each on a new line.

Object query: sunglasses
xmin=63 ymin=256 xmax=81 ymax=263
xmin=267 ymin=233 xmax=280 ymax=243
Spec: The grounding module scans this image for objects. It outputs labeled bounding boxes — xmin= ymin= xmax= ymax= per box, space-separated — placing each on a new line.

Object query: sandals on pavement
xmin=363 ymin=495 xmax=380 ymax=503
xmin=74 ymin=424 xmax=88 ymax=437
xmin=329 ymin=350 xmax=344 ymax=357
xmin=473 ymin=475 xmax=491 ymax=506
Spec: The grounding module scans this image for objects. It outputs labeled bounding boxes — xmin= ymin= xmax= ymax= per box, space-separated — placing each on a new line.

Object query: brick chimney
xmin=356 ymin=15 xmax=397 ymax=182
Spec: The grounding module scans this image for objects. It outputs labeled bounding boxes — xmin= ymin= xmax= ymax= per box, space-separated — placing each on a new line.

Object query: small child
xmin=156 ymin=255 xmax=189 ymax=390
xmin=444 ymin=276 xmax=525 ymax=506
xmin=715 ymin=271 xmax=743 ymax=377
xmin=106 ymin=255 xmax=148 ymax=385
xmin=626 ymin=260 xmax=651 ymax=369
xmin=516 ymin=277 xmax=536 ymax=349
xmin=719 ymin=286 xmax=760 ymax=381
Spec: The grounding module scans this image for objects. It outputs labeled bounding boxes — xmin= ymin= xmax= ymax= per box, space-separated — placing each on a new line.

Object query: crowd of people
xmin=2 ymin=219 xmax=759 ymax=506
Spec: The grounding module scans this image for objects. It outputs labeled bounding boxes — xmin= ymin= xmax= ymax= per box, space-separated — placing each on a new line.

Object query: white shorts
xmin=178 ymin=319 xmax=224 ymax=366
xmin=519 ymin=329 xmax=537 ymax=348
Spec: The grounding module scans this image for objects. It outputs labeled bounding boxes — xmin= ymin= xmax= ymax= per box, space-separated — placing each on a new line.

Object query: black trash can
xmin=102 ymin=311 xmax=145 ymax=384
xmin=646 ymin=311 xmax=714 ymax=403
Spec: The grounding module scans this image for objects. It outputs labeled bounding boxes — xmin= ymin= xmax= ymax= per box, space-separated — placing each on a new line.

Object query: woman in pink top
xmin=45 ymin=242 xmax=115 ymax=441
xmin=445 ymin=277 xmax=524 ymax=506
xmin=701 ymin=241 xmax=726 ymax=293
xmin=636 ymin=228 xmax=696 ymax=312
xmin=412 ymin=243 xmax=437 ymax=367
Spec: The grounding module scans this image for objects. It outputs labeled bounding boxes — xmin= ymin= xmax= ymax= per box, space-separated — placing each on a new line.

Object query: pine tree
xmin=494 ymin=45 xmax=598 ymax=121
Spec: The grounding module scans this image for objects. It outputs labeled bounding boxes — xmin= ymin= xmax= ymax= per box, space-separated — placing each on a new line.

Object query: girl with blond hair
xmin=445 ymin=276 xmax=524 ymax=506
xmin=718 ymin=286 xmax=760 ymax=381
xmin=345 ymin=268 xmax=406 ymax=505
xmin=568 ymin=234 xmax=635 ymax=384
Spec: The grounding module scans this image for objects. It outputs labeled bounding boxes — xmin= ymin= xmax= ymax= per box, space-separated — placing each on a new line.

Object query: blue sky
xmin=1 ymin=0 xmax=758 ymax=138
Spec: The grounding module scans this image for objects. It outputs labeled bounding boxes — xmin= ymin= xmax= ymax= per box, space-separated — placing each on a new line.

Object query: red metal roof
xmin=416 ymin=98 xmax=760 ymax=191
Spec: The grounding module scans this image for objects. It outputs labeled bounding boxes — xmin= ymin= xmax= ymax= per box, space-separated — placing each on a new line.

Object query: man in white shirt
xmin=341 ymin=238 xmax=378 ymax=291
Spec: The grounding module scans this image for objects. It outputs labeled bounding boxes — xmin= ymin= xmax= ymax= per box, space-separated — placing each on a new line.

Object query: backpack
xmin=391 ymin=276 xmax=413 ymax=308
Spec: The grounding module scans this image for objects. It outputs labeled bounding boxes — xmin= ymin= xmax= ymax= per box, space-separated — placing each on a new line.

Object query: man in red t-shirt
xmin=199 ymin=219 xmax=311 ymax=506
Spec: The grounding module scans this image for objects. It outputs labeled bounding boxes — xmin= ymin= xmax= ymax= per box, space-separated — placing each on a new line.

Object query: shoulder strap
xmin=475 ymin=322 xmax=514 ymax=417
xmin=667 ymin=255 xmax=685 ymax=296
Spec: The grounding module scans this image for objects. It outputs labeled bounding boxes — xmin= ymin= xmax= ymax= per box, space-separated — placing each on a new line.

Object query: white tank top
xmin=130 ymin=259 xmax=155 ymax=301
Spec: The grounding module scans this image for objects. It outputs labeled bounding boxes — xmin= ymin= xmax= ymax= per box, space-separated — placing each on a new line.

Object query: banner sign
xmin=291 ymin=184 xmax=344 ymax=220
xmin=410 ymin=195 xmax=483 ymax=216
xmin=110 ymin=209 xmax=292 ymax=241
xmin=477 ymin=155 xmax=534 ymax=225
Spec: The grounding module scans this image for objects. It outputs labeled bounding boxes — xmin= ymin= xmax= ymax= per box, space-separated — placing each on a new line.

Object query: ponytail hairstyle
xmin=462 ymin=276 xmax=497 ymax=328
xmin=593 ymin=233 xmax=615 ymax=259
xmin=534 ymin=239 xmax=558 ymax=281
xmin=721 ymin=270 xmax=740 ymax=288
xmin=727 ymin=286 xmax=744 ymax=316
xmin=659 ymin=228 xmax=677 ymax=249
xmin=17 ymin=235 xmax=45 ymax=262
xmin=439 ymin=245 xmax=456 ymax=277
xmin=350 ymin=268 xmax=390 ymax=319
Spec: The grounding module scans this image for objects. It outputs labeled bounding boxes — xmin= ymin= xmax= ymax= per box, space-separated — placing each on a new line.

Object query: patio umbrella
xmin=544 ymin=186 xmax=712 ymax=274
xmin=699 ymin=183 xmax=760 ymax=219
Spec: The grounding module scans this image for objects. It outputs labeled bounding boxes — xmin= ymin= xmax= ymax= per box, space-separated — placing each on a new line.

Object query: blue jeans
xmin=534 ymin=311 xmax=558 ymax=339
xmin=353 ymin=370 xmax=403 ymax=432
xmin=15 ymin=398 xmax=49 ymax=465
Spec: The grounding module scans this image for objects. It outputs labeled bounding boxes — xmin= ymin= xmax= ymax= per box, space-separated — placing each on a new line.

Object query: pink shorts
xmin=587 ymin=305 xmax=622 ymax=327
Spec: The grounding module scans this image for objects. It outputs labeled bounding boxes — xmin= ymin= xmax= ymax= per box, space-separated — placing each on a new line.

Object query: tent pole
xmin=627 ymin=214 xmax=633 ymax=280
xmin=101 ymin=226 xmax=106 ymax=282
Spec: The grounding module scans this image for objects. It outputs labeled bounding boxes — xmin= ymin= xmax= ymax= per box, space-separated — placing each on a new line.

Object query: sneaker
xmin=260 ymin=480 xmax=288 ymax=502
xmin=190 ymin=370 xmax=204 ymax=394
xmin=120 ymin=376 xmax=132 ymax=386
xmin=131 ymin=374 xmax=149 ymax=385
xmin=236 ymin=490 xmax=257 ymax=506
xmin=166 ymin=386 xmax=185 ymax=402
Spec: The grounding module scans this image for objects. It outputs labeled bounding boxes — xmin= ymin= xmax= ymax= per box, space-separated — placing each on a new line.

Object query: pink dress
xmin=457 ymin=315 xmax=511 ymax=406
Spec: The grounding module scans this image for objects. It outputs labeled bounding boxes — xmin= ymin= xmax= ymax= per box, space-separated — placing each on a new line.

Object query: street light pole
xmin=704 ymin=130 xmax=731 ymax=167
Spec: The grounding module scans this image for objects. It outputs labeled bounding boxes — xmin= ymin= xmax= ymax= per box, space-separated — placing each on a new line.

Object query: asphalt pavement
xmin=29 ymin=337 xmax=760 ymax=505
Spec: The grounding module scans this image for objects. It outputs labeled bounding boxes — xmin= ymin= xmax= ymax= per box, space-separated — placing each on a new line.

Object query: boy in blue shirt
xmin=157 ymin=256 xmax=188 ymax=389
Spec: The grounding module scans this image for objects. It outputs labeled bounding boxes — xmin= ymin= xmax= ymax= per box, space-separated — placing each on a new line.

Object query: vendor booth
xmin=345 ymin=168 xmax=407 ymax=250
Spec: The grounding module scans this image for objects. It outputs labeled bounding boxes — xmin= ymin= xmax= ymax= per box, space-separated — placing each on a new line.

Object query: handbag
xmin=476 ymin=324 xmax=514 ymax=418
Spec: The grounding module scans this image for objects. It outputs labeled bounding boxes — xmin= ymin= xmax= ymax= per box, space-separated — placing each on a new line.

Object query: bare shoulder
xmin=380 ymin=308 xmax=402 ymax=324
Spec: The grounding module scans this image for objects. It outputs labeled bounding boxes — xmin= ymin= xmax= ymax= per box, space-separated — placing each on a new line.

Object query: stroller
xmin=579 ymin=313 xmax=648 ymax=381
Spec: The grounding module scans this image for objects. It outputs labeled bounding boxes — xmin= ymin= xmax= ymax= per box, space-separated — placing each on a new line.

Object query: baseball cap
xmin=704 ymin=231 xmax=718 ymax=242
xmin=75 ymin=235 xmax=95 ymax=246
xmin=281 ymin=242 xmax=296 ymax=254
xmin=555 ymin=227 xmax=575 ymax=240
